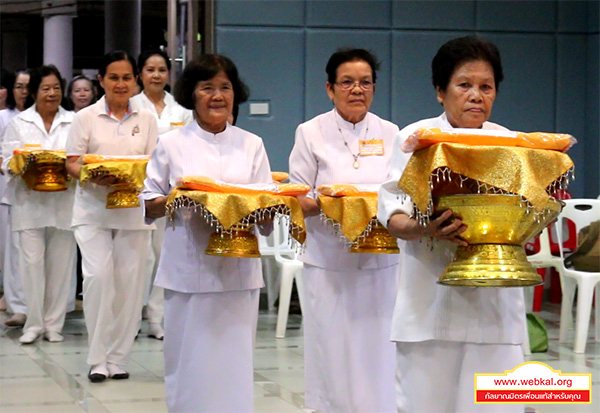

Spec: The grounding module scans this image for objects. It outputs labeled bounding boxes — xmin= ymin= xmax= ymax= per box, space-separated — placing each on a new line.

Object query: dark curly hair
xmin=174 ymin=54 xmax=249 ymax=110
xmin=326 ymin=48 xmax=380 ymax=85
xmin=432 ymin=36 xmax=503 ymax=92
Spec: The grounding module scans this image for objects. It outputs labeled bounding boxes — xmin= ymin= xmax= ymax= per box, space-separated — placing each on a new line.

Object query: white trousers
xmin=163 ymin=288 xmax=259 ymax=413
xmin=302 ymin=265 xmax=398 ymax=413
xmin=3 ymin=206 xmax=26 ymax=314
xmin=19 ymin=227 xmax=76 ymax=335
xmin=396 ymin=340 xmax=525 ymax=413
xmin=145 ymin=217 xmax=165 ymax=324
xmin=74 ymin=225 xmax=150 ymax=366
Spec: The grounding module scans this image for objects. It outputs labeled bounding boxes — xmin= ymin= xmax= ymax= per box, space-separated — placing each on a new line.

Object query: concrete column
xmin=104 ymin=0 xmax=141 ymax=57
xmin=44 ymin=15 xmax=73 ymax=81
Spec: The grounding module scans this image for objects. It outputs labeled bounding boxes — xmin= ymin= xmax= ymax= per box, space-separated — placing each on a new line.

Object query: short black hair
xmin=0 ymin=68 xmax=14 ymax=91
xmin=137 ymin=49 xmax=171 ymax=89
xmin=26 ymin=65 xmax=65 ymax=108
xmin=5 ymin=69 xmax=30 ymax=110
xmin=99 ymin=50 xmax=138 ymax=78
xmin=325 ymin=48 xmax=380 ymax=85
xmin=138 ymin=49 xmax=171 ymax=72
xmin=174 ymin=54 xmax=249 ymax=110
xmin=432 ymin=36 xmax=504 ymax=92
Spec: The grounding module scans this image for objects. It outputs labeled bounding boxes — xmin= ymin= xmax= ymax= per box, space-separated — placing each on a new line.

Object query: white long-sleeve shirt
xmin=289 ymin=108 xmax=400 ymax=271
xmin=141 ymin=121 xmax=272 ymax=293
xmin=1 ymin=105 xmax=75 ymax=231
xmin=378 ymin=113 xmax=525 ymax=344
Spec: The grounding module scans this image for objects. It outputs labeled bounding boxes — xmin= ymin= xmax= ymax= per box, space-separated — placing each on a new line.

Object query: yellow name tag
xmin=24 ymin=144 xmax=42 ymax=148
xmin=170 ymin=122 xmax=185 ymax=130
xmin=359 ymin=139 xmax=384 ymax=156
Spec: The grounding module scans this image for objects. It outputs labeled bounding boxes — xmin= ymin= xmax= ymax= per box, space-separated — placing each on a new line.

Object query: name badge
xmin=131 ymin=125 xmax=140 ymax=136
xmin=24 ymin=143 xmax=42 ymax=148
xmin=359 ymin=139 xmax=384 ymax=156
xmin=170 ymin=122 xmax=185 ymax=130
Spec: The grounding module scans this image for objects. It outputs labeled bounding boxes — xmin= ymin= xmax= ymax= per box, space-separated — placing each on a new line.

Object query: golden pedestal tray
xmin=435 ymin=194 xmax=563 ymax=287
xmin=9 ymin=149 xmax=68 ymax=192
xmin=318 ymin=185 xmax=399 ymax=254
xmin=80 ymin=155 xmax=149 ymax=209
xmin=167 ymin=178 xmax=308 ymax=258
xmin=205 ymin=223 xmax=261 ymax=258
xmin=398 ymin=130 xmax=575 ymax=287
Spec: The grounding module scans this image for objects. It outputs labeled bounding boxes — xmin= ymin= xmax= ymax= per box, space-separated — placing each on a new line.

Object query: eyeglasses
xmin=335 ymin=80 xmax=373 ymax=91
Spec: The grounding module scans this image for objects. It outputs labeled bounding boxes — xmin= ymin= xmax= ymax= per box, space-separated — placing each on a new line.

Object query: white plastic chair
xmin=272 ymin=217 xmax=304 ymax=339
xmin=555 ymin=199 xmax=600 ymax=353
xmin=258 ymin=220 xmax=296 ymax=311
xmin=527 ymin=226 xmax=565 ymax=280
xmin=258 ymin=231 xmax=278 ymax=311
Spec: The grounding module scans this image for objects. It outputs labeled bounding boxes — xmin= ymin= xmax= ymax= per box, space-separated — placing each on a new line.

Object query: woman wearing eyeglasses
xmin=288 ymin=48 xmax=399 ymax=412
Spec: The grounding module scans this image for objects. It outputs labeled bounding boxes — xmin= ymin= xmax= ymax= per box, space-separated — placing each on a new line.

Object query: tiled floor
xmin=0 ymin=300 xmax=598 ymax=412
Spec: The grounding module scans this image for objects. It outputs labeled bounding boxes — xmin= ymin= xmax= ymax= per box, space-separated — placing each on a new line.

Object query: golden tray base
xmin=349 ymin=222 xmax=399 ymax=254
xmin=106 ymin=187 xmax=140 ymax=209
xmin=23 ymin=161 xmax=68 ymax=192
xmin=205 ymin=225 xmax=260 ymax=258
xmin=435 ymin=194 xmax=563 ymax=287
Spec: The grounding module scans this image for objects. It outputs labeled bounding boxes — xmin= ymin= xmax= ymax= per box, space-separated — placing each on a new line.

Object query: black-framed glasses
xmin=335 ymin=80 xmax=373 ymax=91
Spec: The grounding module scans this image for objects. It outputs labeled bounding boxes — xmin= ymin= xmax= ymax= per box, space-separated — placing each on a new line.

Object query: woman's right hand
xmin=89 ymin=174 xmax=119 ymax=186
xmin=298 ymin=196 xmax=321 ymax=217
xmin=387 ymin=210 xmax=468 ymax=246
xmin=425 ymin=209 xmax=468 ymax=246
xmin=145 ymin=196 xmax=168 ymax=219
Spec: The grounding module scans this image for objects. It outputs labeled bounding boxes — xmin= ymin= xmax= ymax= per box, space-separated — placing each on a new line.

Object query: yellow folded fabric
xmin=9 ymin=149 xmax=66 ymax=176
xmin=318 ymin=194 xmax=379 ymax=242
xmin=177 ymin=176 xmax=310 ymax=197
xmin=82 ymin=154 xmax=150 ymax=164
xmin=317 ymin=184 xmax=379 ymax=197
xmin=80 ymin=159 xmax=149 ymax=189
xmin=398 ymin=143 xmax=574 ymax=214
xmin=166 ymin=188 xmax=306 ymax=244
xmin=402 ymin=127 xmax=575 ymax=153
xmin=272 ymin=172 xmax=289 ymax=182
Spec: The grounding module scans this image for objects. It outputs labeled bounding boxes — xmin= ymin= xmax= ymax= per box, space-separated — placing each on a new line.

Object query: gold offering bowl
xmin=435 ymin=194 xmax=563 ymax=287
xmin=349 ymin=220 xmax=399 ymax=254
xmin=23 ymin=157 xmax=68 ymax=192
xmin=205 ymin=223 xmax=260 ymax=258
xmin=106 ymin=180 xmax=140 ymax=209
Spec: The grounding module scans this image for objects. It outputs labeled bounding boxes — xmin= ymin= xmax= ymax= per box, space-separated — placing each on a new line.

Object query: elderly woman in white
xmin=142 ymin=54 xmax=272 ymax=412
xmin=289 ymin=48 xmax=399 ymax=412
xmin=378 ymin=36 xmax=525 ymax=413
xmin=1 ymin=65 xmax=76 ymax=344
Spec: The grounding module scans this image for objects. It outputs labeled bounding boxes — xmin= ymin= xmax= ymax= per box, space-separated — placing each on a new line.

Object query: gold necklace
xmin=335 ymin=113 xmax=369 ymax=169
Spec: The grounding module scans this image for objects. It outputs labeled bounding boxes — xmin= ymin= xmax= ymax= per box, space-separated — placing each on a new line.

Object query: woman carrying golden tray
xmin=378 ymin=36 xmax=574 ymax=413
xmin=142 ymin=54 xmax=280 ymax=412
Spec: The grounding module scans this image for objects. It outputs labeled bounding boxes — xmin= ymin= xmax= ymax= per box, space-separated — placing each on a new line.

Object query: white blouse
xmin=378 ymin=113 xmax=525 ymax=344
xmin=130 ymin=91 xmax=193 ymax=136
xmin=66 ymin=96 xmax=158 ymax=230
xmin=1 ymin=105 xmax=75 ymax=231
xmin=289 ymin=109 xmax=400 ymax=271
xmin=141 ymin=121 xmax=272 ymax=293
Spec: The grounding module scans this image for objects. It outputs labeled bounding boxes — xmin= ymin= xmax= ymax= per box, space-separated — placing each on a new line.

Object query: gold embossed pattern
xmin=166 ymin=189 xmax=306 ymax=245
xmin=399 ymin=143 xmax=574 ymax=215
